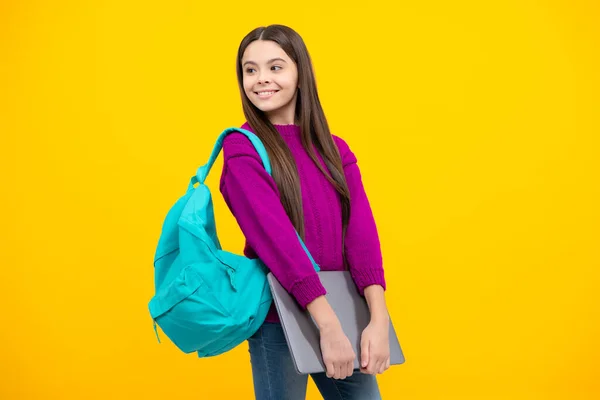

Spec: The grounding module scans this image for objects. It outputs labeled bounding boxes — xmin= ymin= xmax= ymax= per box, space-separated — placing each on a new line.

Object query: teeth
xmin=257 ymin=91 xmax=277 ymax=95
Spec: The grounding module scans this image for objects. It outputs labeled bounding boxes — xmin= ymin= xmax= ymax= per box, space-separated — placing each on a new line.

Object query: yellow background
xmin=1 ymin=0 xmax=598 ymax=399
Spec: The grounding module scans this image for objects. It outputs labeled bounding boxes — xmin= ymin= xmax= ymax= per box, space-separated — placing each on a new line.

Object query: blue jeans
xmin=248 ymin=322 xmax=383 ymax=400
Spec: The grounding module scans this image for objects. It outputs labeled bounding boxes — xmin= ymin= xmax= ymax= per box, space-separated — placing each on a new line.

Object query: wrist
xmin=370 ymin=311 xmax=390 ymax=326
xmin=318 ymin=318 xmax=342 ymax=334
xmin=306 ymin=295 xmax=341 ymax=331
xmin=363 ymin=284 xmax=389 ymax=324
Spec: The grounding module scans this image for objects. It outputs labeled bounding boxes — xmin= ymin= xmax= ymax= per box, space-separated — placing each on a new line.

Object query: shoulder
xmin=222 ymin=122 xmax=261 ymax=162
xmin=331 ymin=134 xmax=357 ymax=167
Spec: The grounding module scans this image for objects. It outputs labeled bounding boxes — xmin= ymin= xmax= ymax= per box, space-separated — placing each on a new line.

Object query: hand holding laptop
xmin=359 ymin=318 xmax=391 ymax=375
xmin=267 ymin=271 xmax=405 ymax=376
xmin=307 ymin=292 xmax=391 ymax=378
xmin=358 ymin=284 xmax=392 ymax=375
xmin=306 ymin=295 xmax=356 ymax=379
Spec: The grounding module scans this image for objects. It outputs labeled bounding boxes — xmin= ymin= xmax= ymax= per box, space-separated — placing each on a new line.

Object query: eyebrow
xmin=243 ymin=58 xmax=288 ymax=67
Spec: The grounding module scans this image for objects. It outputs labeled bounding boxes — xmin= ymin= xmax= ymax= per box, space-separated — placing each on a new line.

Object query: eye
xmin=245 ymin=67 xmax=256 ymax=73
xmin=271 ymin=65 xmax=282 ymax=71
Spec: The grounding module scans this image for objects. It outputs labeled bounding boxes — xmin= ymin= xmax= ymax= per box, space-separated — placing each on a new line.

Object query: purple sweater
xmin=219 ymin=122 xmax=386 ymax=323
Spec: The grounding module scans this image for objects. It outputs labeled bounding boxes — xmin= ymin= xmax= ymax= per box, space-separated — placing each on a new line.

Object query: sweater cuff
xmin=352 ymin=268 xmax=387 ymax=296
xmin=290 ymin=274 xmax=327 ymax=309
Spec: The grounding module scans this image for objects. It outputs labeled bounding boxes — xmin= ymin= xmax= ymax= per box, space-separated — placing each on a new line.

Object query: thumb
xmin=361 ymin=337 xmax=370 ymax=368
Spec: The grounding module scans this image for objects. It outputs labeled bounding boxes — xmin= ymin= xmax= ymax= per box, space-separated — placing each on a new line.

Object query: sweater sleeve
xmin=333 ymin=135 xmax=387 ymax=296
xmin=219 ymin=132 xmax=327 ymax=309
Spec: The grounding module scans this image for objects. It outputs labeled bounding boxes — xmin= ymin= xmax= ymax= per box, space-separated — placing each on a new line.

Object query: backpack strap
xmin=193 ymin=127 xmax=272 ymax=185
xmin=189 ymin=127 xmax=320 ymax=273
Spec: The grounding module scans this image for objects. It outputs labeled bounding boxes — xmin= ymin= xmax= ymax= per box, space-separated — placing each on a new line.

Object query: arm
xmin=306 ymin=295 xmax=340 ymax=330
xmin=219 ymin=133 xmax=326 ymax=309
xmin=333 ymin=135 xmax=387 ymax=298
xmin=364 ymin=284 xmax=389 ymax=324
xmin=333 ymin=136 xmax=391 ymax=374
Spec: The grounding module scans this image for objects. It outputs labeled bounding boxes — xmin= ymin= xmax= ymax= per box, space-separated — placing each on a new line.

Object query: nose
xmin=257 ymin=72 xmax=270 ymax=85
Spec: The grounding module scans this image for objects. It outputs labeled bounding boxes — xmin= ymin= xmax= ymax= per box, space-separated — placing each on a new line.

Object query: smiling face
xmin=241 ymin=40 xmax=299 ymax=125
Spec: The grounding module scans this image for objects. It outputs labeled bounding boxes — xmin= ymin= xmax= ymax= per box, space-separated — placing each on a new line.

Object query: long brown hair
xmin=236 ymin=24 xmax=351 ymax=269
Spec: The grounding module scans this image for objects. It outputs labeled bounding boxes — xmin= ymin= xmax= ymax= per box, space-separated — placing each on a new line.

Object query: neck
xmin=267 ymin=115 xmax=298 ymax=125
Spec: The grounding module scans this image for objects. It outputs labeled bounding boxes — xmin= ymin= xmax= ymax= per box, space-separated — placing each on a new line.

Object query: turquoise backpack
xmin=148 ymin=127 xmax=320 ymax=357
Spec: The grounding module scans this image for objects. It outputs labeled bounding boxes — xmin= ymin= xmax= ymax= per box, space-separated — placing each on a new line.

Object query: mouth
xmin=254 ymin=90 xmax=279 ymax=99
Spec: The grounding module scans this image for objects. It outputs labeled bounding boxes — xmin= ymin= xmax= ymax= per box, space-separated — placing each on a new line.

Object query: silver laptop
xmin=267 ymin=271 xmax=405 ymax=375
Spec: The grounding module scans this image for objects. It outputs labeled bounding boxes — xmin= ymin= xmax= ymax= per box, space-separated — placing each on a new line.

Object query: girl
xmin=219 ymin=24 xmax=390 ymax=400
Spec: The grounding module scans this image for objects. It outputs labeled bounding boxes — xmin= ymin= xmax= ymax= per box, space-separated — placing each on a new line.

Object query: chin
xmin=257 ymin=104 xmax=282 ymax=113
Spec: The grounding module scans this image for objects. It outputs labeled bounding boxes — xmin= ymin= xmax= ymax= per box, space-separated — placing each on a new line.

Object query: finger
xmin=340 ymin=365 xmax=349 ymax=380
xmin=367 ymin=358 xmax=379 ymax=375
xmin=378 ymin=360 xmax=386 ymax=374
xmin=348 ymin=350 xmax=356 ymax=376
xmin=325 ymin=361 xmax=335 ymax=378
xmin=360 ymin=338 xmax=370 ymax=369
xmin=339 ymin=362 xmax=348 ymax=380
xmin=385 ymin=357 xmax=390 ymax=370
xmin=334 ymin=362 xmax=342 ymax=380
xmin=371 ymin=360 xmax=381 ymax=375
xmin=346 ymin=359 xmax=354 ymax=378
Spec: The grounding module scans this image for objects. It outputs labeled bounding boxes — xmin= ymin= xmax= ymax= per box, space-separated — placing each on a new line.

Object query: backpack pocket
xmin=149 ymin=266 xmax=233 ymax=353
